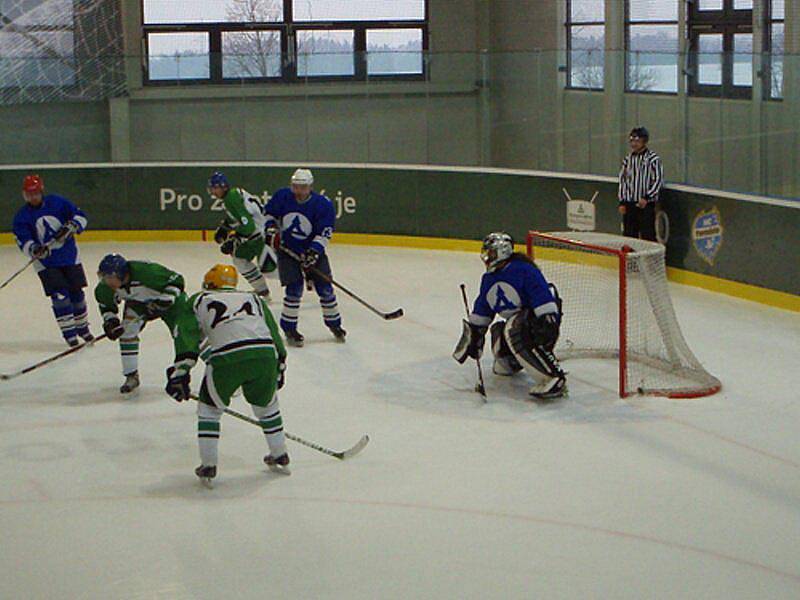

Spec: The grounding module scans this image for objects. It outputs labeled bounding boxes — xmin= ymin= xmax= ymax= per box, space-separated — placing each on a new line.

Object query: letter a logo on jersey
xmin=282 ymin=212 xmax=313 ymax=241
xmin=487 ymin=282 xmax=521 ymax=317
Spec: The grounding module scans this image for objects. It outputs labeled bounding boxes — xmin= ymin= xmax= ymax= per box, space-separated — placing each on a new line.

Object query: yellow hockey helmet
xmin=203 ymin=264 xmax=238 ymax=290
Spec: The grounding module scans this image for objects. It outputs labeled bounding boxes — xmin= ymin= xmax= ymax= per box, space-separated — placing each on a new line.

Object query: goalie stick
xmin=0 ymin=333 xmax=108 ymax=380
xmin=459 ymin=283 xmax=487 ymax=402
xmin=279 ymin=245 xmax=403 ymax=321
xmin=189 ymin=394 xmax=369 ymax=460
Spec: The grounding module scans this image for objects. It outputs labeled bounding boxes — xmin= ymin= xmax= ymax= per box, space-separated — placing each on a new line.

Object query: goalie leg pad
xmin=504 ymin=310 xmax=565 ymax=385
xmin=491 ymin=321 xmax=522 ymax=375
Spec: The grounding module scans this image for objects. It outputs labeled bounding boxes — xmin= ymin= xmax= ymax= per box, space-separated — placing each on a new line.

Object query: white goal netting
xmin=528 ymin=231 xmax=721 ymax=398
xmin=0 ymin=0 xmax=125 ymax=104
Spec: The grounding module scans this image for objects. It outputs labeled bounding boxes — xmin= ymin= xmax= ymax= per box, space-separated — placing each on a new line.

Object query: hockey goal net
xmin=527 ymin=231 xmax=721 ymax=398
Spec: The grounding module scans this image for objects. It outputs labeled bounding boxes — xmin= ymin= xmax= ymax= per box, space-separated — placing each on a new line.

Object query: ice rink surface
xmin=1 ymin=241 xmax=799 ymax=600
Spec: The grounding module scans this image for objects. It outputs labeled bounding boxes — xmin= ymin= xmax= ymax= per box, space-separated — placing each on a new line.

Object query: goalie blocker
xmin=453 ymin=232 xmax=567 ymax=400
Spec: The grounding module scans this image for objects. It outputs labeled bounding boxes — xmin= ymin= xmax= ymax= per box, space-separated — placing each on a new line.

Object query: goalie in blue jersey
xmin=453 ymin=232 xmax=567 ymax=400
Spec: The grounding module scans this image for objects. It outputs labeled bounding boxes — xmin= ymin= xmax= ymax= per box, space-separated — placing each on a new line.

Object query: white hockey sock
xmin=253 ymin=396 xmax=286 ymax=458
xmin=120 ymin=338 xmax=139 ymax=375
xmin=234 ymin=259 xmax=268 ymax=294
xmin=197 ymin=402 xmax=223 ymax=466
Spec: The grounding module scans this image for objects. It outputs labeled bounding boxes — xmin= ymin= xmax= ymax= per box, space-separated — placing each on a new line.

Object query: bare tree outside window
xmin=222 ymin=0 xmax=282 ymax=78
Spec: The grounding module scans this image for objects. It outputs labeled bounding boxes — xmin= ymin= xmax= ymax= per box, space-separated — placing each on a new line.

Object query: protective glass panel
xmin=734 ymin=0 xmax=753 ymax=9
xmin=628 ymin=0 xmax=678 ymax=22
xmin=697 ymin=0 xmax=723 ymax=9
xmin=570 ymin=0 xmax=604 ymax=22
xmin=147 ymin=32 xmax=210 ymax=80
xmin=627 ymin=24 xmax=679 ymax=92
xmin=222 ymin=31 xmax=282 ymax=78
xmin=697 ymin=34 xmax=722 ymax=85
xmin=367 ymin=29 xmax=423 ymax=75
xmin=0 ymin=30 xmax=74 ymax=87
xmin=143 ymin=0 xmax=283 ymax=24
xmin=733 ymin=33 xmax=752 ymax=86
xmin=293 ymin=0 xmax=425 ymax=22
xmin=770 ymin=22 xmax=784 ymax=99
xmin=569 ymin=25 xmax=605 ymax=89
xmin=0 ymin=0 xmax=73 ymax=26
xmin=296 ymin=29 xmax=354 ymax=76
xmin=771 ymin=0 xmax=785 ymax=19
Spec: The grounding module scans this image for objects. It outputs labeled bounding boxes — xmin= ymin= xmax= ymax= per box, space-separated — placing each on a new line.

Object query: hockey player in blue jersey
xmin=453 ymin=232 xmax=567 ymax=400
xmin=12 ymin=174 xmax=94 ymax=347
xmin=263 ymin=168 xmax=345 ymax=347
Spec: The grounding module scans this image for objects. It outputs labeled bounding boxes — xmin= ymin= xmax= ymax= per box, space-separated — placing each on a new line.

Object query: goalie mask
xmin=481 ymin=232 xmax=514 ymax=271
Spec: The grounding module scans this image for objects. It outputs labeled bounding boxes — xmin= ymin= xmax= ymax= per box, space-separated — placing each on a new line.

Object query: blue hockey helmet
xmin=208 ymin=171 xmax=229 ymax=189
xmin=98 ymin=253 xmax=129 ymax=280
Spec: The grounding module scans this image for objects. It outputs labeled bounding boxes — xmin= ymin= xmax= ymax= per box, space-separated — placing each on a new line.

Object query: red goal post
xmin=527 ymin=231 xmax=721 ymax=399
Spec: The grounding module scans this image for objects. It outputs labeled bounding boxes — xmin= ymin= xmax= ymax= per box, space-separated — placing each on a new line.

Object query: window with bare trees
xmin=142 ymin=0 xmax=427 ymax=84
xmin=565 ymin=0 xmax=605 ymax=90
xmin=625 ymin=0 xmax=679 ymax=93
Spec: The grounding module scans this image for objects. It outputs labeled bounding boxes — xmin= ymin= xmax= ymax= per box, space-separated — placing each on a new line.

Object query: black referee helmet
xmin=629 ymin=127 xmax=649 ymax=141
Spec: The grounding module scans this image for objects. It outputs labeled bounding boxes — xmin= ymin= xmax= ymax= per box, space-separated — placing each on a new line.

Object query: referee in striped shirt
xmin=618 ymin=127 xmax=663 ymax=241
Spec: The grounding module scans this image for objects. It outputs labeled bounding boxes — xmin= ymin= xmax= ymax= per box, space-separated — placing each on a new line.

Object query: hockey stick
xmin=0 ymin=333 xmax=108 ymax=381
xmin=0 ymin=256 xmax=36 ymax=291
xmin=189 ymin=394 xmax=370 ymax=460
xmin=278 ymin=245 xmax=403 ymax=321
xmin=459 ymin=283 xmax=487 ymax=402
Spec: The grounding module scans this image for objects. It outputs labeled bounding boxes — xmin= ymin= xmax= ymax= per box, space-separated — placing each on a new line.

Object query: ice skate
xmin=284 ymin=330 xmax=304 ymax=347
xmin=120 ymin=371 xmax=140 ymax=394
xmin=529 ymin=376 xmax=567 ymax=401
xmin=264 ymin=452 xmax=291 ymax=475
xmin=329 ymin=326 xmax=346 ymax=343
xmin=195 ymin=464 xmax=217 ymax=488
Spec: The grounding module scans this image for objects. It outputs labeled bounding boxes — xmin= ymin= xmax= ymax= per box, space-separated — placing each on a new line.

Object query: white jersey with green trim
xmin=192 ymin=289 xmax=275 ymax=361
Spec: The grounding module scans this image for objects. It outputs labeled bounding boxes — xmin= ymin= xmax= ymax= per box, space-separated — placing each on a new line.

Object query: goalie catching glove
xmin=452 ymin=320 xmax=487 ymax=363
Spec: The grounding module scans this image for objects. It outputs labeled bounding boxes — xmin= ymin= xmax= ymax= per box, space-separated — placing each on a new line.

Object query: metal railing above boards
xmin=0 ymin=49 xmax=797 ymax=200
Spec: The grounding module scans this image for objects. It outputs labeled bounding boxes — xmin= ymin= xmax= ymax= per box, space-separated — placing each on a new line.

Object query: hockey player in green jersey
xmin=208 ymin=171 xmax=276 ymax=300
xmin=165 ymin=263 xmax=290 ymax=486
xmin=95 ymin=254 xmax=198 ymax=394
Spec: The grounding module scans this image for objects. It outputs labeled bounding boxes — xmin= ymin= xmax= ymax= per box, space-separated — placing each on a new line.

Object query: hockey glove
xmin=452 ymin=320 xmax=487 ymax=363
xmin=300 ymin=248 xmax=320 ymax=271
xmin=103 ymin=317 xmax=125 ymax=341
xmin=277 ymin=357 xmax=287 ymax=390
xmin=220 ymin=237 xmax=236 ymax=255
xmin=214 ymin=223 xmax=232 ymax=244
xmin=54 ymin=220 xmax=80 ymax=243
xmin=144 ymin=298 xmax=174 ymax=320
xmin=264 ymin=225 xmax=281 ymax=250
xmin=30 ymin=243 xmax=50 ymax=260
xmin=165 ymin=366 xmax=190 ymax=402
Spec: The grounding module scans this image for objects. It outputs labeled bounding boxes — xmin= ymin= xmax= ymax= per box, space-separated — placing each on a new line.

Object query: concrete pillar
xmin=109 ymin=97 xmax=131 ymax=162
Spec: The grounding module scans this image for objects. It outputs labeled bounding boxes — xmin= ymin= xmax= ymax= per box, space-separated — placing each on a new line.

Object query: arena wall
xmin=0 ymin=162 xmax=797 ymax=310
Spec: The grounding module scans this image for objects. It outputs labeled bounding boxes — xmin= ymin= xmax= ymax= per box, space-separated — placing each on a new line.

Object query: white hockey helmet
xmin=481 ymin=232 xmax=514 ymax=271
xmin=291 ymin=168 xmax=314 ymax=186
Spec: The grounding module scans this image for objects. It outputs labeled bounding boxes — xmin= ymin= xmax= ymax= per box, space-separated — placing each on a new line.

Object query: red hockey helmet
xmin=22 ymin=174 xmax=44 ymax=194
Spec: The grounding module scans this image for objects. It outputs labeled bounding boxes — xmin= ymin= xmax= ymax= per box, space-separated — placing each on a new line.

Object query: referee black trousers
xmin=622 ymin=203 xmax=656 ymax=241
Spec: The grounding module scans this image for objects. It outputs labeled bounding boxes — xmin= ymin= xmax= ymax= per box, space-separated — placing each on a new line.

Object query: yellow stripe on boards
xmin=0 ymin=230 xmax=796 ymax=311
